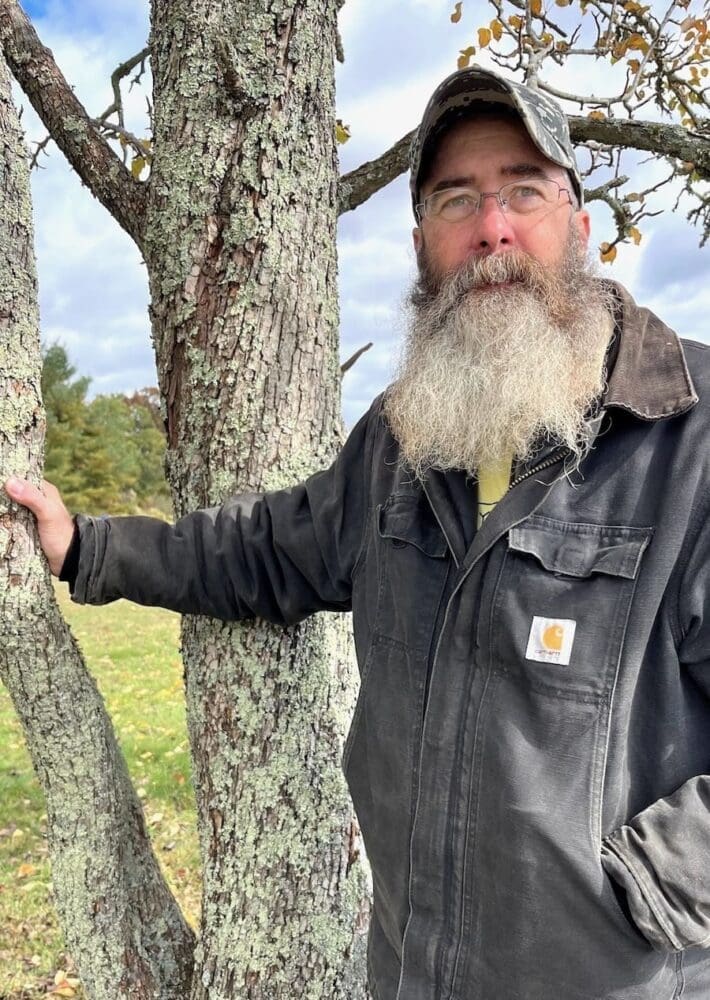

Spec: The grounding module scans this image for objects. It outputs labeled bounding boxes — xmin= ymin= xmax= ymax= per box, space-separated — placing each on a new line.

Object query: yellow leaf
xmin=131 ymin=156 xmax=146 ymax=179
xmin=335 ymin=120 xmax=351 ymax=144
xmin=555 ymin=0 xmax=571 ymax=5
xmin=627 ymin=58 xmax=641 ymax=72
xmin=587 ymin=110 xmax=606 ymax=120
xmin=599 ymin=243 xmax=617 ymax=263
xmin=490 ymin=18 xmax=503 ymax=40
xmin=17 ymin=863 xmax=36 ymax=877
xmin=531 ymin=0 xmax=542 ymax=15
xmin=478 ymin=27 xmax=492 ymax=47
xmin=50 ymin=986 xmax=76 ymax=998
xmin=457 ymin=45 xmax=476 ymax=68
xmin=628 ymin=226 xmax=642 ymax=245
xmin=508 ymin=14 xmax=524 ymax=29
xmin=626 ymin=33 xmax=650 ymax=53
xmin=451 ymin=2 xmax=463 ymax=23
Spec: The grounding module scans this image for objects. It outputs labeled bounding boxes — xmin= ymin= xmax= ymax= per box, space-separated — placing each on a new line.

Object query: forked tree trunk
xmin=144 ymin=1 xmax=370 ymax=995
xmin=0 ymin=51 xmax=195 ymax=998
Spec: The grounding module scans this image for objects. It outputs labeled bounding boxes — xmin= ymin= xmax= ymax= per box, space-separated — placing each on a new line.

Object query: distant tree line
xmin=42 ymin=344 xmax=171 ymax=516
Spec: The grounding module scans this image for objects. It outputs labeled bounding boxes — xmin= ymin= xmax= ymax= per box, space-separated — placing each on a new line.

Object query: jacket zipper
xmin=398 ymin=447 xmax=570 ymax=1000
xmin=507 ymin=447 xmax=570 ymax=493
xmin=447 ymin=445 xmax=572 ymax=997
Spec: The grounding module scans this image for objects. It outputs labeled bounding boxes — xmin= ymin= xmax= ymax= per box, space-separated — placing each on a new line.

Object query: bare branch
xmin=90 ymin=117 xmax=149 ymax=161
xmin=0 ymin=0 xmax=147 ymax=249
xmin=96 ymin=46 xmax=150 ymax=130
xmin=29 ymin=132 xmax=50 ymax=170
xmin=338 ymin=129 xmax=414 ymax=215
xmin=341 ymin=342 xmax=373 ymax=375
xmin=569 ymin=115 xmax=710 ymax=182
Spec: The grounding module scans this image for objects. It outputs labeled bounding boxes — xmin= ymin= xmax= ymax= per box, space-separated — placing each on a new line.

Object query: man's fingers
xmin=4 ymin=476 xmax=49 ymax=515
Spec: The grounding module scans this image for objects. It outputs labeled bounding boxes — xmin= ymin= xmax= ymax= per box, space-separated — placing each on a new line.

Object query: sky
xmin=11 ymin=0 xmax=710 ymax=428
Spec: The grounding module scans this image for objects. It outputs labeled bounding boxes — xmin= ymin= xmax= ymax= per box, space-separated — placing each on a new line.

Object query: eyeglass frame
xmin=414 ymin=177 xmax=573 ymax=224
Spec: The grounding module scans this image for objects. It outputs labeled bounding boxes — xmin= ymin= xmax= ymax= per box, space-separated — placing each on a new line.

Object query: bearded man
xmin=7 ymin=66 xmax=710 ymax=1000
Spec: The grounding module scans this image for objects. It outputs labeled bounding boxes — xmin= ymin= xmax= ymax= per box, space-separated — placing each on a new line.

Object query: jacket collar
xmin=603 ymin=280 xmax=698 ymax=420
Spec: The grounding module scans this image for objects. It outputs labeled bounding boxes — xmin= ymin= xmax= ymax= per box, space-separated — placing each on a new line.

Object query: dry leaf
xmin=17 ymin=863 xmax=36 ymax=878
xmin=131 ymin=156 xmax=146 ymax=179
xmin=508 ymin=14 xmax=524 ymax=29
xmin=457 ymin=45 xmax=477 ymax=68
xmin=451 ymin=2 xmax=463 ymax=23
xmin=600 ymin=242 xmax=617 ymax=263
xmin=587 ymin=110 xmax=606 ymax=121
xmin=531 ymin=0 xmax=543 ymax=15
xmin=626 ymin=33 xmax=650 ymax=53
xmin=490 ymin=18 xmax=503 ymax=40
xmin=477 ymin=27 xmax=492 ymax=47
xmin=628 ymin=226 xmax=642 ymax=245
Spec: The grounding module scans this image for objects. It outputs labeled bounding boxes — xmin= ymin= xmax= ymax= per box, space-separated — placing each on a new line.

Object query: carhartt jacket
xmin=72 ymin=281 xmax=710 ymax=999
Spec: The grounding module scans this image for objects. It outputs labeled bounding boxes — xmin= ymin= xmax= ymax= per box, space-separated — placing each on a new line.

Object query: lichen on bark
xmin=144 ymin=0 xmax=371 ymax=995
xmin=0 ymin=49 xmax=194 ymax=998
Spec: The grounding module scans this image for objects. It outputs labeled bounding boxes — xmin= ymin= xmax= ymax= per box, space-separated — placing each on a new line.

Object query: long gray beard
xmin=383 ymin=230 xmax=616 ymax=478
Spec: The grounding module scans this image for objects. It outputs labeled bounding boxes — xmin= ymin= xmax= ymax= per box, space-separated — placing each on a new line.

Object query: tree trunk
xmin=0 ymin=50 xmax=195 ymax=998
xmin=144 ymin=0 xmax=370 ymax=995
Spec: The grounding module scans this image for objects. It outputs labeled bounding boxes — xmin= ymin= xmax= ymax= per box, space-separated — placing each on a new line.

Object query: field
xmin=0 ymin=586 xmax=201 ymax=998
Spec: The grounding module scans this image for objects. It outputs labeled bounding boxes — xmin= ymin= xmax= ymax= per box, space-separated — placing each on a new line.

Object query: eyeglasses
xmin=416 ymin=178 xmax=572 ymax=223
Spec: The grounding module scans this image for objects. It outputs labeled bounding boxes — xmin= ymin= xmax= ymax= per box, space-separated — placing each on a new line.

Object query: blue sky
xmin=14 ymin=0 xmax=709 ymax=427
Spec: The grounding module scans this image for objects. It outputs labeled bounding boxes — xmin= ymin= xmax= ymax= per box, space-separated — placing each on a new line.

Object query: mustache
xmin=425 ymin=249 xmax=548 ymax=324
xmin=450 ymin=250 xmax=545 ymax=295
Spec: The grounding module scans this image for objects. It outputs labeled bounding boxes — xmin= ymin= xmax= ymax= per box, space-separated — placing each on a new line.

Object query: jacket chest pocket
xmin=374 ymin=493 xmax=450 ymax=652
xmin=488 ymin=515 xmax=653 ymax=697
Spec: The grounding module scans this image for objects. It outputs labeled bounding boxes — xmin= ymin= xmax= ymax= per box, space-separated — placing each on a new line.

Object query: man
xmin=6 ymin=66 xmax=710 ymax=999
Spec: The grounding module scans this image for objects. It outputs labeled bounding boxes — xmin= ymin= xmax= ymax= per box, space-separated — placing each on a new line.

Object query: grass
xmin=0 ymin=584 xmax=201 ymax=999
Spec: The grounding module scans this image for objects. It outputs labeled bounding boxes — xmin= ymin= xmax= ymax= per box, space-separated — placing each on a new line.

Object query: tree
xmin=0 ymin=0 xmax=708 ymax=998
xmin=41 ymin=345 xmax=171 ymax=513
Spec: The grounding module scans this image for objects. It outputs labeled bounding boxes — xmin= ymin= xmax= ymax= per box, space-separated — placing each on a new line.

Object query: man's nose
xmin=468 ymin=195 xmax=516 ymax=253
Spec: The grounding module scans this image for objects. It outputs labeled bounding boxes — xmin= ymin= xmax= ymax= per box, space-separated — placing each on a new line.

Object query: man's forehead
xmin=425 ymin=118 xmax=562 ymax=188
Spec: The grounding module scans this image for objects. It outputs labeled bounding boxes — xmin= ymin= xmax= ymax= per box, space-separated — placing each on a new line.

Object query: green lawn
xmin=0 ymin=585 xmax=201 ymax=998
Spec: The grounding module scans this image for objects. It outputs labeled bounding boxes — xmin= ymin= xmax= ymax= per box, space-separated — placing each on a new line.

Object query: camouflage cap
xmin=410 ymin=65 xmax=584 ymax=218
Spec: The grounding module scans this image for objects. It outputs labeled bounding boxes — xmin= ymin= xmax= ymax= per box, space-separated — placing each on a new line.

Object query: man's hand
xmin=4 ymin=477 xmax=75 ymax=576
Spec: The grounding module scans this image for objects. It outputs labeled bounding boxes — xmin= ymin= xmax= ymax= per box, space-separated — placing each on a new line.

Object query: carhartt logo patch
xmin=525 ymin=617 xmax=576 ymax=666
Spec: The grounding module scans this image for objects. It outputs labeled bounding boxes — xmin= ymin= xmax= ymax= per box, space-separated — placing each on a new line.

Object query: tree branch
xmin=569 ymin=115 xmax=710 ymax=182
xmin=0 ymin=0 xmax=147 ymax=249
xmin=338 ymin=129 xmax=414 ymax=215
xmin=341 ymin=342 xmax=372 ymax=374
xmin=338 ymin=115 xmax=710 ymax=216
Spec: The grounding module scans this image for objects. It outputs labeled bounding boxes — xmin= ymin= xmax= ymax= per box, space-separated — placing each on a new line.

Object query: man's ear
xmin=575 ymin=209 xmax=591 ymax=247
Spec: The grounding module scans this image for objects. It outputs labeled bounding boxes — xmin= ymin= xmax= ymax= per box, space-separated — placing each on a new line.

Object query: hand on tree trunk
xmin=4 ymin=477 xmax=75 ymax=575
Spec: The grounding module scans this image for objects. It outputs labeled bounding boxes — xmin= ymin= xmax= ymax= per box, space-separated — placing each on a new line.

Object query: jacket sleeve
xmin=600 ymin=502 xmax=710 ymax=953
xmin=71 ymin=405 xmax=375 ymax=625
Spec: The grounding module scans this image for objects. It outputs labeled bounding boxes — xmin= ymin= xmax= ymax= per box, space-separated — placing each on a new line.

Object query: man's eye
xmin=441 ymin=192 xmax=475 ymax=209
xmin=513 ymin=185 xmax=542 ymax=198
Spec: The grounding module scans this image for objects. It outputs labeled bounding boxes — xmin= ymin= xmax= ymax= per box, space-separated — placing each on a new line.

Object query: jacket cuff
xmin=58 ymin=518 xmax=80 ymax=591
xmin=71 ymin=514 xmax=109 ymax=605
xmin=601 ymin=836 xmax=681 ymax=952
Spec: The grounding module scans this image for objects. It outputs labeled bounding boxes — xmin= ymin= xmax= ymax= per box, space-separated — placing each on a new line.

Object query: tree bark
xmin=144 ymin=0 xmax=370 ymax=995
xmin=0 ymin=50 xmax=194 ymax=998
